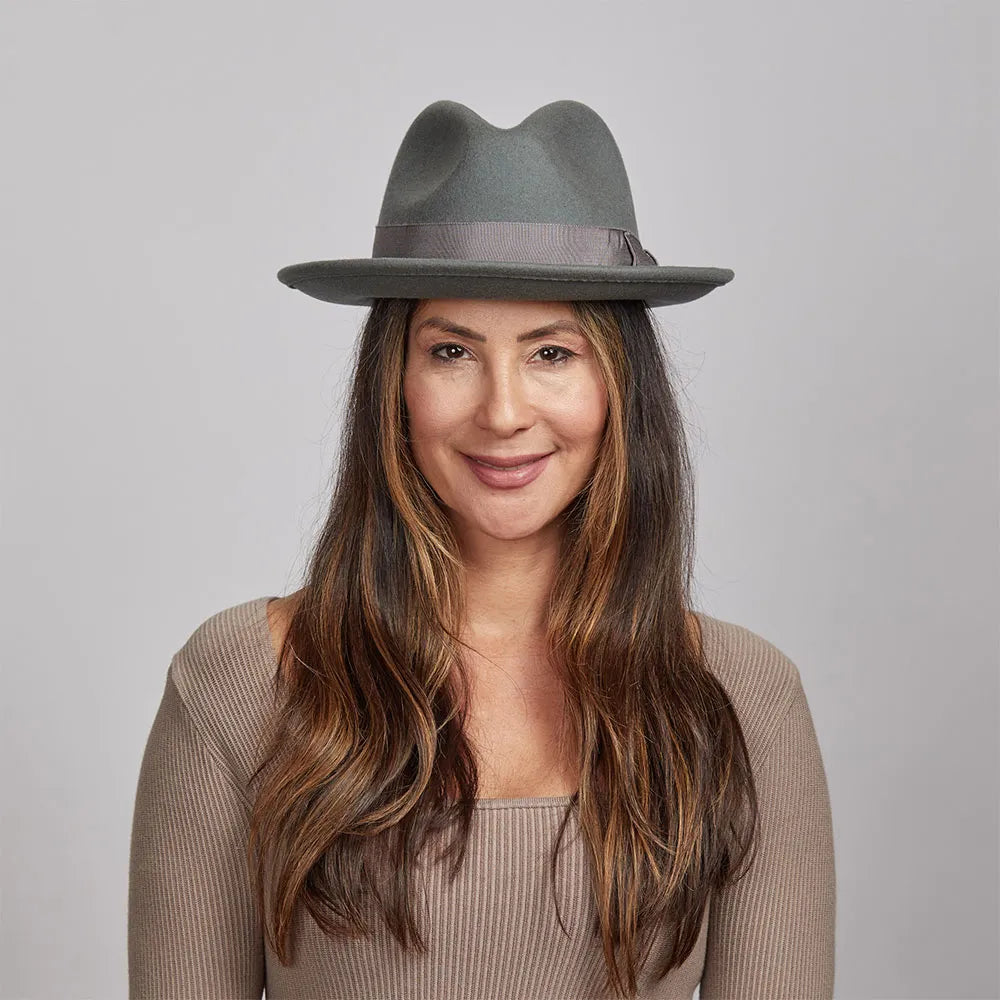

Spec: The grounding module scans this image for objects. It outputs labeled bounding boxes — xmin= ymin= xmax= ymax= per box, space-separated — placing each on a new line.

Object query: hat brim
xmin=276 ymin=257 xmax=734 ymax=308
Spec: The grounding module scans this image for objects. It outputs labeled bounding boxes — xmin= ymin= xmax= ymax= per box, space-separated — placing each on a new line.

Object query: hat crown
xmin=375 ymin=99 xmax=641 ymax=233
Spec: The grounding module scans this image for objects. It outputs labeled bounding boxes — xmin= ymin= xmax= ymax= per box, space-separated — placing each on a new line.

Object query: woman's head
xmin=403 ymin=298 xmax=611 ymax=547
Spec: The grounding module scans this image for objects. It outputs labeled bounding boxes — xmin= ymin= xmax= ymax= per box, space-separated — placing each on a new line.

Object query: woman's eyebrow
xmin=413 ymin=316 xmax=584 ymax=343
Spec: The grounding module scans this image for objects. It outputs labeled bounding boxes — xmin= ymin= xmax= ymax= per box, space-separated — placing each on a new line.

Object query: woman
xmin=128 ymin=100 xmax=836 ymax=999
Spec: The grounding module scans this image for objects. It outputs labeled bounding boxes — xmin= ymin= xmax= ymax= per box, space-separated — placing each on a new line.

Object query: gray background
xmin=2 ymin=2 xmax=997 ymax=998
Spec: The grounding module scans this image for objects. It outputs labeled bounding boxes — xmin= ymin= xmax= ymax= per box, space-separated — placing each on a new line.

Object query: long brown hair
xmin=245 ymin=297 xmax=759 ymax=998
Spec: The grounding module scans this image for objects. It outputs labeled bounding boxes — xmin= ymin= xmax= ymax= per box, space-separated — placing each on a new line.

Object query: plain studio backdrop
xmin=1 ymin=3 xmax=996 ymax=999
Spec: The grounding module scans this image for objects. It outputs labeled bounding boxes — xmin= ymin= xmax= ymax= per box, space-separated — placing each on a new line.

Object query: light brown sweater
xmin=128 ymin=596 xmax=836 ymax=999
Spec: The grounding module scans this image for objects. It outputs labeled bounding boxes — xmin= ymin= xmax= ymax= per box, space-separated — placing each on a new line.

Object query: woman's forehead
xmin=409 ymin=299 xmax=581 ymax=336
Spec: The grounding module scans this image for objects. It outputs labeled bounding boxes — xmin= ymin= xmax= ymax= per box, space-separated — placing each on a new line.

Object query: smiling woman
xmin=132 ymin=293 xmax=832 ymax=1000
xmin=128 ymin=98 xmax=834 ymax=1000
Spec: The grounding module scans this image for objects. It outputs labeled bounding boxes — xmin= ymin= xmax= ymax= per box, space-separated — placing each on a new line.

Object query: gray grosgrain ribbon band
xmin=371 ymin=221 xmax=659 ymax=267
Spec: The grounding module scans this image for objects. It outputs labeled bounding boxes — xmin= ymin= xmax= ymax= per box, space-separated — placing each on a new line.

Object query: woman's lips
xmin=462 ymin=452 xmax=552 ymax=489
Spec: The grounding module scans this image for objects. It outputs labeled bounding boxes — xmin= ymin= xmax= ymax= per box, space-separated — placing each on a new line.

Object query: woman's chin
xmin=471 ymin=510 xmax=565 ymax=541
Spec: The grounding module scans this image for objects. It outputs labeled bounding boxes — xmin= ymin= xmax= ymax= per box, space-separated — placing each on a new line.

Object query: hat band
xmin=371 ymin=221 xmax=658 ymax=267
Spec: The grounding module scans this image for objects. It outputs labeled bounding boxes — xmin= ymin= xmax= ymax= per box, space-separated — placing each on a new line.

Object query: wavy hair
xmin=245 ymin=297 xmax=759 ymax=998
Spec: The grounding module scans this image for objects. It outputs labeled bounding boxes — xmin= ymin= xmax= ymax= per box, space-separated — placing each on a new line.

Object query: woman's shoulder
xmin=170 ymin=594 xmax=280 ymax=693
xmin=693 ymin=610 xmax=807 ymax=762
xmin=165 ymin=593 xmax=288 ymax=782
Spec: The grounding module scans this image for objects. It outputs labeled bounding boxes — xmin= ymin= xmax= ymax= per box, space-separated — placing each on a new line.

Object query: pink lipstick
xmin=462 ymin=452 xmax=553 ymax=490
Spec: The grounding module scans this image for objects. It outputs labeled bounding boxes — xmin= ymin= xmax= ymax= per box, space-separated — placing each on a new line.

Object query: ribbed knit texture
xmin=128 ymin=596 xmax=836 ymax=999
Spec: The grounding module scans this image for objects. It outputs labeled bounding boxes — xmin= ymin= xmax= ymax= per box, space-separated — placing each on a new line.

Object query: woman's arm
xmin=700 ymin=675 xmax=837 ymax=999
xmin=128 ymin=670 xmax=265 ymax=999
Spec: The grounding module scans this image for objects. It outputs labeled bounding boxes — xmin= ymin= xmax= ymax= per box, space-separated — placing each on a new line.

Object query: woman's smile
xmin=462 ymin=452 xmax=553 ymax=490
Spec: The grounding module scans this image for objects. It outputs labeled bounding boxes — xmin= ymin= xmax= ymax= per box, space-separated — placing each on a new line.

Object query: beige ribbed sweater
xmin=128 ymin=596 xmax=836 ymax=999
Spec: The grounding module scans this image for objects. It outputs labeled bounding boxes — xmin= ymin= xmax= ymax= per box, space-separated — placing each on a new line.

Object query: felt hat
xmin=276 ymin=99 xmax=733 ymax=308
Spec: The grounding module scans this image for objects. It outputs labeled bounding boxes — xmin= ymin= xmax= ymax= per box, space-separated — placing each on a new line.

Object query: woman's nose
xmin=473 ymin=366 xmax=536 ymax=432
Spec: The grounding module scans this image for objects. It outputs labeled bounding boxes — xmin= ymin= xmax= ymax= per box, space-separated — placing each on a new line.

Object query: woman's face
xmin=403 ymin=298 xmax=609 ymax=542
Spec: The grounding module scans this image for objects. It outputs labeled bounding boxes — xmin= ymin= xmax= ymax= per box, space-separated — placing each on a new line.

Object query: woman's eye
xmin=428 ymin=343 xmax=575 ymax=365
xmin=428 ymin=343 xmax=469 ymax=363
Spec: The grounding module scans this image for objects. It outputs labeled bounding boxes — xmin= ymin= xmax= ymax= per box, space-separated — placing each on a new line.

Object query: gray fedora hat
xmin=277 ymin=99 xmax=733 ymax=308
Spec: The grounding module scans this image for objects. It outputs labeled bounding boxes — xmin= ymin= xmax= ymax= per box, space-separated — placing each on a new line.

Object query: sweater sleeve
xmin=699 ymin=675 xmax=837 ymax=999
xmin=128 ymin=670 xmax=266 ymax=999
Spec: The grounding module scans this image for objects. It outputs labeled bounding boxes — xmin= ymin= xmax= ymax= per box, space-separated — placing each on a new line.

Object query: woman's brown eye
xmin=536 ymin=346 xmax=574 ymax=365
xmin=429 ymin=344 xmax=469 ymax=363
